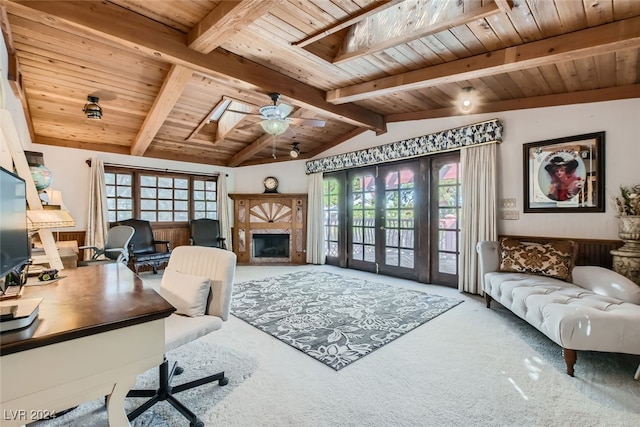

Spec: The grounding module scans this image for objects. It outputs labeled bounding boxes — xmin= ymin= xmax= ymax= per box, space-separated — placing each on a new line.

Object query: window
xmin=192 ymin=179 xmax=217 ymax=219
xmin=105 ymin=171 xmax=133 ymax=222
xmin=105 ymin=167 xmax=217 ymax=224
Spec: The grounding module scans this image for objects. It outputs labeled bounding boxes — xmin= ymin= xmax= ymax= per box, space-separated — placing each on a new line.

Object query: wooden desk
xmin=0 ymin=264 xmax=175 ymax=426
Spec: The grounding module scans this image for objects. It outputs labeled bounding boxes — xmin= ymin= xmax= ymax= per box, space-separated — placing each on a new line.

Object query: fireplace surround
xmin=229 ymin=193 xmax=307 ymax=264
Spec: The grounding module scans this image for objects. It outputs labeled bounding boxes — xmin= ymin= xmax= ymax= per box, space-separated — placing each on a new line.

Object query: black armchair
xmin=117 ymin=219 xmax=171 ymax=274
xmin=189 ymin=218 xmax=227 ymax=249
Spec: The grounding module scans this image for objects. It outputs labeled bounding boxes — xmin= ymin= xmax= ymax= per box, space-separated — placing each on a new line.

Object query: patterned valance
xmin=305 ymin=118 xmax=503 ymax=174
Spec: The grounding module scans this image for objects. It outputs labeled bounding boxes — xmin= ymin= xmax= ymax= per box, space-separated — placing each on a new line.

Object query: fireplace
xmin=229 ymin=193 xmax=307 ymax=265
xmin=252 ymin=234 xmax=290 ymax=259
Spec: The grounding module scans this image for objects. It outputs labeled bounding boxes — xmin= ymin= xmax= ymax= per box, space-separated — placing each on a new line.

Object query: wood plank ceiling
xmin=1 ymin=0 xmax=639 ymax=167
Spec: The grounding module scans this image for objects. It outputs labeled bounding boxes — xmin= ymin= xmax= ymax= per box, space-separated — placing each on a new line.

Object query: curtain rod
xmin=85 ymin=159 xmax=228 ymax=177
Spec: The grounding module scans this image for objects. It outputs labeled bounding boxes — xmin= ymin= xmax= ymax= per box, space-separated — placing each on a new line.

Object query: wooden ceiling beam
xmin=130 ymin=64 xmax=192 ymax=156
xmin=226 ymin=133 xmax=274 ymax=167
xmin=187 ymin=0 xmax=273 ymax=54
xmin=6 ymin=0 xmax=386 ymax=133
xmin=493 ymin=0 xmax=514 ymax=14
xmin=328 ymin=15 xmax=640 ymax=104
xmin=332 ymin=2 xmax=501 ymax=64
xmin=385 ymin=84 xmax=640 ymax=122
xmin=293 ymin=0 xmax=403 ymax=48
xmin=33 ymin=135 xmax=131 ymax=155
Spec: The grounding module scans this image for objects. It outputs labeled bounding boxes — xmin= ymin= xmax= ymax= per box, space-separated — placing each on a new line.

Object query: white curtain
xmin=216 ymin=173 xmax=232 ymax=249
xmin=306 ymin=172 xmax=325 ymax=264
xmin=85 ymin=158 xmax=108 ymax=261
xmin=458 ymin=143 xmax=498 ymax=294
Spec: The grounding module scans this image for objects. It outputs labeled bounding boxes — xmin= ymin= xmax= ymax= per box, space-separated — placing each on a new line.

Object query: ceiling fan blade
xmin=276 ymin=103 xmax=294 ymax=118
xmin=287 ymin=117 xmax=326 ymax=127
xmin=226 ymin=109 xmax=260 ymax=116
xmin=284 ymin=127 xmax=296 ymax=137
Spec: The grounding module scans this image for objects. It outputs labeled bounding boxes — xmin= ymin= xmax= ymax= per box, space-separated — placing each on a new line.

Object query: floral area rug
xmin=231 ymin=270 xmax=463 ymax=371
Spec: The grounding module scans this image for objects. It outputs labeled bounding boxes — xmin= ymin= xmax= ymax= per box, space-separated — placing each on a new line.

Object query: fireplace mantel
xmin=229 ymin=193 xmax=307 ymax=264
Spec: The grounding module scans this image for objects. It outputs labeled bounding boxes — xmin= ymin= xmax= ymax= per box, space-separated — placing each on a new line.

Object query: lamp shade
xmin=260 ymin=119 xmax=289 ymax=136
xmin=460 ymin=99 xmax=473 ymax=112
xmin=27 ymin=209 xmax=75 ymax=231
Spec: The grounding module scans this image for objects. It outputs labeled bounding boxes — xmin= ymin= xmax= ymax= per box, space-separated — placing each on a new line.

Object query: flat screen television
xmin=0 ymin=166 xmax=30 ymax=283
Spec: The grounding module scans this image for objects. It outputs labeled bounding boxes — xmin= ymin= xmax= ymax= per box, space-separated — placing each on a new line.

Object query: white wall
xmin=233 ymin=160 xmax=308 ymax=194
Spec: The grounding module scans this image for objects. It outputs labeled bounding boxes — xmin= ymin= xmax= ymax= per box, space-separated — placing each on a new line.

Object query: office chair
xmin=116 ymin=219 xmax=171 ymax=274
xmin=189 ymin=218 xmax=227 ymax=249
xmin=126 ymin=245 xmax=237 ymax=427
xmin=78 ymin=225 xmax=135 ymax=266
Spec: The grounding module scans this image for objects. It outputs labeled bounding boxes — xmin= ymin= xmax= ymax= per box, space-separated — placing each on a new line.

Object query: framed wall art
xmin=523 ymin=132 xmax=605 ymax=213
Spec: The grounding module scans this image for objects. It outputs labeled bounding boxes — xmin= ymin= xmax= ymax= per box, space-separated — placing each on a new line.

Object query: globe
xmin=30 ymin=164 xmax=53 ymax=192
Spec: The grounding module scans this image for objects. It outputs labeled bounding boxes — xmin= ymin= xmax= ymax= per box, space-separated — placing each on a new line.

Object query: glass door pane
xmin=431 ymin=156 xmax=461 ymax=286
xmin=323 ymin=176 xmax=340 ymax=263
xmin=347 ymin=170 xmax=376 ymax=272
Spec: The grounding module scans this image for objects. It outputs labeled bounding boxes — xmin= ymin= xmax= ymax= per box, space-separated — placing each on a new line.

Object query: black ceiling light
xmin=290 ymin=142 xmax=300 ymax=158
xmin=83 ymin=95 xmax=102 ymax=120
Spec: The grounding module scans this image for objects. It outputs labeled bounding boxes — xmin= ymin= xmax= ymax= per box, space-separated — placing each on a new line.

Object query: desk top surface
xmin=0 ymin=264 xmax=175 ymax=355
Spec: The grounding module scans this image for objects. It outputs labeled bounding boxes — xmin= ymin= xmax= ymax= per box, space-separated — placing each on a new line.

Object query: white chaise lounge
xmin=477 ymin=239 xmax=640 ymax=378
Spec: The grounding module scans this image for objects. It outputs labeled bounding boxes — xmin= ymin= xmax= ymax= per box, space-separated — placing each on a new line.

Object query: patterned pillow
xmin=498 ymin=238 xmax=577 ymax=282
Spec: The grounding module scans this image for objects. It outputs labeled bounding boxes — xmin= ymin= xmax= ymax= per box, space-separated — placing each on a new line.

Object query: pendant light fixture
xmin=82 ymin=96 xmax=102 ymax=120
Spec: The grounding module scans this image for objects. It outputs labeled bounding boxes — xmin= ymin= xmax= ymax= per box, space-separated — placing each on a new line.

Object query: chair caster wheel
xmin=219 ymin=376 xmax=229 ymax=386
xmin=175 ymin=366 xmax=184 ymax=375
xmin=191 ymin=418 xmax=204 ymax=427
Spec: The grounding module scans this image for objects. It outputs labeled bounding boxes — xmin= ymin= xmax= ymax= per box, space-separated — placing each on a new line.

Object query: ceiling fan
xmin=232 ymin=93 xmax=326 ymax=137
xmin=225 ymin=93 xmax=326 ymax=159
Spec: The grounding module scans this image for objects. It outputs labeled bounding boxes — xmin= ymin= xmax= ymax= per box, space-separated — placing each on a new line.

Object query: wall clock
xmin=263 ymin=176 xmax=279 ymax=193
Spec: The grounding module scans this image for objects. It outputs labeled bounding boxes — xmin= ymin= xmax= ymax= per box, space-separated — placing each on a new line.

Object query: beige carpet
xmin=35 ymin=264 xmax=640 ymax=426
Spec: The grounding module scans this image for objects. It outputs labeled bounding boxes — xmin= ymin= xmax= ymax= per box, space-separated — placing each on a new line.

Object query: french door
xmin=324 ymin=152 xmax=460 ymax=287
xmin=346 ymin=163 xmax=419 ymax=280
xmin=429 ymin=154 xmax=461 ymax=287
xmin=348 ymin=169 xmax=377 ymax=273
xmin=378 ymin=163 xmax=418 ymax=279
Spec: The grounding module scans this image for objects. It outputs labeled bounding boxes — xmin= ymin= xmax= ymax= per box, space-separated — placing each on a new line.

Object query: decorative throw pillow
xmin=160 ymin=267 xmax=210 ymax=317
xmin=498 ymin=238 xmax=576 ymax=282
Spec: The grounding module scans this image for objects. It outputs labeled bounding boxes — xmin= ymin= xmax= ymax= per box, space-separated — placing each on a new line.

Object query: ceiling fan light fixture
xmin=260 ymin=118 xmax=289 ymax=136
xmin=290 ymin=142 xmax=300 ymax=158
xmin=83 ymin=95 xmax=102 ymax=120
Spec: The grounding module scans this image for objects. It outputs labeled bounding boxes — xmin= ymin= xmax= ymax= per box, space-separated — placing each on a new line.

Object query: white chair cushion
xmin=572 ymin=266 xmax=640 ymax=305
xmin=164 ymin=313 xmax=222 ymax=352
xmin=160 ymin=267 xmax=210 ymax=317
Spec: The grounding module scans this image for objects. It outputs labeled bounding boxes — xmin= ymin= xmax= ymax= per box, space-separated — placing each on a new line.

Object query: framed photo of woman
xmin=523 ymin=132 xmax=605 ymax=213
